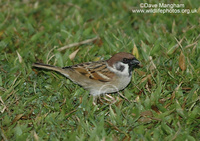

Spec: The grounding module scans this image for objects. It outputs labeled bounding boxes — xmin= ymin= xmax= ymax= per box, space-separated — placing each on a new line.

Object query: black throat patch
xmin=128 ymin=65 xmax=134 ymax=76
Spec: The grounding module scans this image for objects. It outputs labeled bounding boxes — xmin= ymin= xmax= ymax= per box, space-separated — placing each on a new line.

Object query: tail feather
xmin=32 ymin=63 xmax=63 ymax=73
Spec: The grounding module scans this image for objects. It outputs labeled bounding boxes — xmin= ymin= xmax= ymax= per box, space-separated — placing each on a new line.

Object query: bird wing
xmin=70 ymin=61 xmax=114 ymax=82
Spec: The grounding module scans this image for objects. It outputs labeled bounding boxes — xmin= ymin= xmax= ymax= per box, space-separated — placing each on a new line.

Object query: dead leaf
xmin=141 ymin=40 xmax=146 ymax=53
xmin=135 ymin=95 xmax=140 ymax=102
xmin=182 ymin=98 xmax=187 ymax=109
xmin=69 ymin=49 xmax=80 ymax=60
xmin=149 ymin=56 xmax=156 ymax=70
xmin=0 ymin=96 xmax=6 ymax=113
xmin=112 ymin=134 xmax=119 ymax=141
xmin=106 ymin=120 xmax=129 ymax=138
xmin=32 ymin=68 xmax=39 ymax=74
xmin=164 ymin=102 xmax=172 ymax=109
xmin=58 ymin=36 xmax=99 ymax=51
xmin=140 ymin=74 xmax=151 ymax=84
xmin=135 ymin=70 xmax=146 ymax=76
xmin=138 ymin=117 xmax=152 ymax=123
xmin=140 ymin=110 xmax=153 ymax=117
xmin=150 ymin=117 xmax=162 ymax=121
xmin=151 ymin=105 xmax=161 ymax=114
xmin=147 ymin=77 xmax=153 ymax=88
xmin=179 ymin=51 xmax=186 ymax=71
xmin=93 ymin=37 xmax=103 ymax=47
xmin=171 ymin=82 xmax=182 ymax=102
xmin=79 ymin=96 xmax=82 ymax=104
xmin=34 ymin=131 xmax=39 ymax=141
xmin=131 ymin=113 xmax=136 ymax=117
xmin=182 ymin=87 xmax=192 ymax=91
xmin=11 ymin=114 xmax=23 ymax=124
xmin=159 ymin=97 xmax=171 ymax=104
xmin=172 ymin=20 xmax=176 ymax=34
xmin=16 ymin=51 xmax=23 ymax=63
xmin=132 ymin=44 xmax=139 ymax=59
xmin=122 ymin=136 xmax=131 ymax=141
xmin=115 ymin=97 xmax=123 ymax=107
xmin=93 ymin=57 xmax=101 ymax=62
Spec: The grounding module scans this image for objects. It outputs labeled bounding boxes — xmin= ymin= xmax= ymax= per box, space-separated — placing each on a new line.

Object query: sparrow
xmin=32 ymin=52 xmax=140 ymax=97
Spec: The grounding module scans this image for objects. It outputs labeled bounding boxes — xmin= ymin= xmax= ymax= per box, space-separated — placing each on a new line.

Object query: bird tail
xmin=32 ymin=63 xmax=63 ymax=73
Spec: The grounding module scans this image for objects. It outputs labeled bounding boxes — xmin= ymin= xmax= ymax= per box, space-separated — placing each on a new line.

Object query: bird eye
xmin=123 ymin=58 xmax=128 ymax=62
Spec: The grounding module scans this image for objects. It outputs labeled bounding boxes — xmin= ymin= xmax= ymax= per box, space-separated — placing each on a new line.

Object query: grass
xmin=0 ymin=0 xmax=199 ymax=140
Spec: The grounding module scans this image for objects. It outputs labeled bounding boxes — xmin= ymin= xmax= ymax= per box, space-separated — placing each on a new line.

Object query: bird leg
xmin=117 ymin=92 xmax=130 ymax=103
xmin=102 ymin=94 xmax=117 ymax=104
xmin=92 ymin=96 xmax=98 ymax=106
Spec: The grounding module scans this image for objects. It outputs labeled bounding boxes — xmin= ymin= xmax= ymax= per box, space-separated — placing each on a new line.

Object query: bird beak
xmin=130 ymin=58 xmax=140 ymax=65
xmin=130 ymin=58 xmax=142 ymax=68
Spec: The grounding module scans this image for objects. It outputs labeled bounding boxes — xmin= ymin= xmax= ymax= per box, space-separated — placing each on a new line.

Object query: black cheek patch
xmin=116 ymin=65 xmax=125 ymax=72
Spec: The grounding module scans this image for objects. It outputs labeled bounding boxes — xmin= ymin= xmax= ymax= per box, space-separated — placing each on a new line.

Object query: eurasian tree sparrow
xmin=32 ymin=52 xmax=140 ymax=96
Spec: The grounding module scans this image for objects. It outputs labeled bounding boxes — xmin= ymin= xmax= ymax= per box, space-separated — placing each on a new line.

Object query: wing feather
xmin=71 ymin=61 xmax=114 ymax=82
